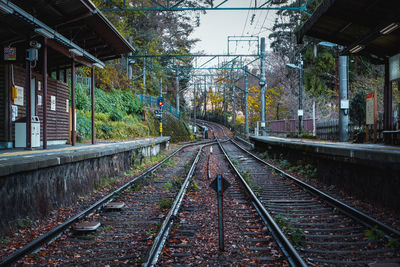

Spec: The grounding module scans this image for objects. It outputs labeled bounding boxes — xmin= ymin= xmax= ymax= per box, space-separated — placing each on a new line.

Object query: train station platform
xmin=0 ymin=137 xmax=170 ymax=235
xmin=250 ymin=136 xmax=400 ymax=212
xmin=250 ymin=136 xmax=400 ymax=168
xmin=0 ymin=137 xmax=169 ymax=177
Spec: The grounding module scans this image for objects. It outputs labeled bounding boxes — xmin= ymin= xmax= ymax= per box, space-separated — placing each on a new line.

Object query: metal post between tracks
xmin=217 ymin=174 xmax=224 ymax=251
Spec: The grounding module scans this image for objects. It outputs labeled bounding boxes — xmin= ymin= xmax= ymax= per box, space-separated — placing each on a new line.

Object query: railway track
xmin=0 ymin=140 xmax=212 ymax=266
xmin=4 ymin=120 xmax=398 ymax=266
xmin=3 ymin=122 xmax=298 ymax=266
xmin=156 ymin=141 xmax=292 ymax=266
xmin=217 ymin=135 xmax=400 ymax=265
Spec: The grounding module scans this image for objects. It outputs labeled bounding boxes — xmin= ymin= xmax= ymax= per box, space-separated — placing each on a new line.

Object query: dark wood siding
xmin=12 ymin=66 xmax=69 ymax=142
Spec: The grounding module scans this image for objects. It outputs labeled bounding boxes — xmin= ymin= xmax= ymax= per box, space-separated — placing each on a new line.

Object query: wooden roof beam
xmin=47 ymin=39 xmax=94 ymax=67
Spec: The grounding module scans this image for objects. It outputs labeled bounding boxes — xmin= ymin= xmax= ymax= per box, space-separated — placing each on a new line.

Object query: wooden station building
xmin=297 ymin=0 xmax=400 ymax=143
xmin=0 ymin=0 xmax=134 ymax=149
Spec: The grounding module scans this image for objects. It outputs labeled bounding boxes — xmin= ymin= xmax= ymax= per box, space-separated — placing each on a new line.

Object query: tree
xmin=90 ymin=0 xmax=211 ymax=102
xmin=350 ymin=90 xmax=366 ymax=127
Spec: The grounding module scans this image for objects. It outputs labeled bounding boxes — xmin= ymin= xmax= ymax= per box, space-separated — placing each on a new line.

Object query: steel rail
xmin=230 ymin=139 xmax=400 ymax=240
xmin=0 ymin=140 xmax=214 ymax=266
xmin=216 ymin=138 xmax=307 ymax=267
xmin=234 ymin=136 xmax=254 ymax=149
xmin=144 ymin=141 xmax=217 ymax=266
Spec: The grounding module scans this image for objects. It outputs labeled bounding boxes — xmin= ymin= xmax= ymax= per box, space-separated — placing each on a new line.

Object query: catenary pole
xmin=339 ymin=54 xmax=349 ymax=142
xmin=298 ymin=54 xmax=303 ymax=135
xmin=193 ymin=84 xmax=197 ymax=134
xmin=244 ymin=66 xmax=249 ymax=136
xmin=176 ymin=67 xmax=180 ymax=117
xmin=259 ymin=37 xmax=267 ymax=136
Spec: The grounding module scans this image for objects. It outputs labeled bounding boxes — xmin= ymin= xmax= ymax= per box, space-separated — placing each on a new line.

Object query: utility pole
xmin=339 ymin=54 xmax=349 ymax=142
xmin=193 ymin=84 xmax=197 ymax=134
xmin=143 ymin=58 xmax=146 ymax=95
xmin=160 ymin=77 xmax=163 ymax=97
xmin=223 ymin=81 xmax=227 ymax=125
xmin=244 ymin=66 xmax=249 ymax=136
xmin=298 ymin=54 xmax=303 ymax=135
xmin=203 ymin=76 xmax=207 ymax=118
xmin=176 ymin=67 xmax=180 ymax=117
xmin=128 ymin=37 xmax=133 ymax=80
xmin=160 ymin=77 xmax=163 ymax=137
xmin=259 ymin=37 xmax=267 ymax=136
xmin=231 ymin=73 xmax=235 ymax=123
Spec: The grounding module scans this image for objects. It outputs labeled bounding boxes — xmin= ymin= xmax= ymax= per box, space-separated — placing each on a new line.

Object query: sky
xmin=190 ymin=2 xmax=278 ymax=56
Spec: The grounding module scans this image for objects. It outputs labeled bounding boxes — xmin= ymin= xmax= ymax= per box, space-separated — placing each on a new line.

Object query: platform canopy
xmin=0 ymin=0 xmax=134 ymax=70
xmin=296 ymin=0 xmax=400 ymax=63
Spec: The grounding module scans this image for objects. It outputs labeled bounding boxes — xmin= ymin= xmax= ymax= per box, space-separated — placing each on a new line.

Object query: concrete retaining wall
xmin=0 ymin=137 xmax=169 ymax=235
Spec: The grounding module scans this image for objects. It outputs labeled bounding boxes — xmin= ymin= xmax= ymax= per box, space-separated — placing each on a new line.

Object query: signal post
xmin=156 ymin=96 xmax=164 ymax=136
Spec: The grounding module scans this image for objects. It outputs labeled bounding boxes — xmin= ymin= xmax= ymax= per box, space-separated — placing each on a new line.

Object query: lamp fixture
xmin=34 ymin=28 xmax=54 ymax=39
xmin=318 ymin=41 xmax=338 ymax=47
xmin=69 ymin=48 xmax=83 ymax=57
xmin=349 ymin=45 xmax=364 ymax=53
xmin=93 ymin=62 xmax=104 ymax=69
xmin=380 ymin=23 xmax=400 ymax=35
xmin=0 ymin=2 xmax=13 ymax=14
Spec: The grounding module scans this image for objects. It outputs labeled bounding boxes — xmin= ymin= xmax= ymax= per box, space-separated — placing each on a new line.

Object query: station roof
xmin=296 ymin=0 xmax=400 ymax=63
xmin=0 ymin=0 xmax=134 ymax=70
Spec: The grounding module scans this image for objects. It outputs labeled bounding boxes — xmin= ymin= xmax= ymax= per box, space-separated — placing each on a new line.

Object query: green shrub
xmin=75 ymin=84 xmax=90 ymax=111
xmin=76 ymin=110 xmax=92 ymax=138
xmin=110 ymin=108 xmax=125 ymax=121
xmin=100 ymin=124 xmax=113 ymax=134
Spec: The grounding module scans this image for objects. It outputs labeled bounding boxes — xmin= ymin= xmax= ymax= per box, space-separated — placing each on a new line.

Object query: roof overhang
xmin=0 ymin=0 xmax=134 ymax=70
xmin=296 ymin=0 xmax=400 ymax=64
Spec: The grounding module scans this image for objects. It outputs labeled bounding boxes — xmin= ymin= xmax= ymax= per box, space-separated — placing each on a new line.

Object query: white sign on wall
xmin=51 ymin=95 xmax=56 ymax=111
xmin=38 ymin=95 xmax=42 ymax=106
xmin=298 ymin=109 xmax=304 ymax=116
xmin=366 ymin=93 xmax=375 ymax=125
xmin=11 ymin=105 xmax=18 ymax=121
xmin=14 ymin=85 xmax=24 ymax=106
xmin=340 ymin=99 xmax=349 ymax=109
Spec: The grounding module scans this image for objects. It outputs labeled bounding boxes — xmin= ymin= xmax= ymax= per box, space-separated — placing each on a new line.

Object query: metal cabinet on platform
xmin=15 ymin=116 xmax=40 ymax=148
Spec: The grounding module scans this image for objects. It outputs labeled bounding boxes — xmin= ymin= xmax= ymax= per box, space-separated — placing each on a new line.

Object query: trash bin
xmin=31 ymin=116 xmax=40 ymax=148
xmin=14 ymin=116 xmax=40 ymax=148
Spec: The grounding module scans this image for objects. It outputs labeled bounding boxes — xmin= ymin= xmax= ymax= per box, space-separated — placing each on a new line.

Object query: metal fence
xmin=267 ymin=119 xmax=315 ymax=134
xmin=316 ymin=118 xmax=384 ymax=141
xmin=138 ymin=94 xmax=179 ymax=118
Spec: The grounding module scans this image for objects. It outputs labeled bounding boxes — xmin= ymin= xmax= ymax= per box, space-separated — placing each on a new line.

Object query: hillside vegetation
xmin=74 ymin=84 xmax=191 ymax=142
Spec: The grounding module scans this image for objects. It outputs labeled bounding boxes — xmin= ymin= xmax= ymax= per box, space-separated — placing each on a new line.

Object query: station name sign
xmin=4 ymin=47 xmax=16 ymax=61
